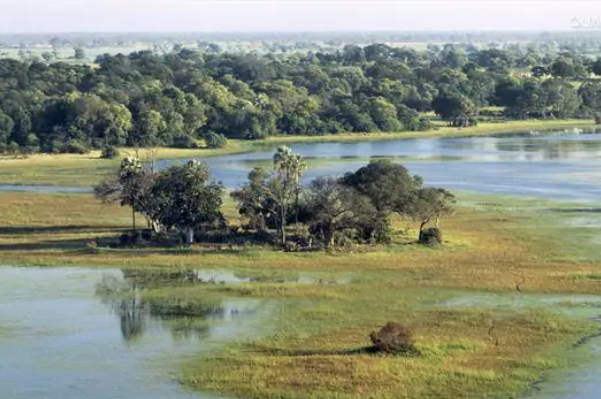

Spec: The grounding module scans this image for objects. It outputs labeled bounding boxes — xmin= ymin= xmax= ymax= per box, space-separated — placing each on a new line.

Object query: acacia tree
xmin=406 ymin=187 xmax=456 ymax=236
xmin=150 ymin=160 xmax=224 ymax=245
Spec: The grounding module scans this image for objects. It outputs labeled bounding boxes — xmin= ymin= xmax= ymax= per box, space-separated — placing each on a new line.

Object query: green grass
xmin=181 ymin=305 xmax=591 ymax=399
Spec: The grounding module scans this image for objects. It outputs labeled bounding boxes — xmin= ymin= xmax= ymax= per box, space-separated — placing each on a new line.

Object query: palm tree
xmin=273 ymin=146 xmax=307 ymax=241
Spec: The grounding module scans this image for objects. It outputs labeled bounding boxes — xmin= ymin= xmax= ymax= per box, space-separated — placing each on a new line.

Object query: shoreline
xmin=0 ymin=119 xmax=595 ymax=188
xmin=0 ymin=119 xmax=595 ymax=165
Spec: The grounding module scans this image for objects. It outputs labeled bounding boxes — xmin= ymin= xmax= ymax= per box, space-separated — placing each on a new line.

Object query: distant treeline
xmin=4 ymin=30 xmax=601 ymax=47
xmin=2 ymin=43 xmax=601 ymax=153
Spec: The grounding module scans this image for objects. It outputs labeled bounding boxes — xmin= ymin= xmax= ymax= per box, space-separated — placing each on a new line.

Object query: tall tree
xmin=150 ymin=160 xmax=224 ymax=245
xmin=93 ymin=156 xmax=156 ymax=232
xmin=273 ymin=145 xmax=307 ymax=225
xmin=232 ymin=146 xmax=305 ymax=244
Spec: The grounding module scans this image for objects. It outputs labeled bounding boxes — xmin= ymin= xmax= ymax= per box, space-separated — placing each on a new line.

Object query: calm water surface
xmin=187 ymin=129 xmax=601 ymax=202
xmin=0 ymin=266 xmax=272 ymax=399
xmin=3 ymin=129 xmax=601 ymax=202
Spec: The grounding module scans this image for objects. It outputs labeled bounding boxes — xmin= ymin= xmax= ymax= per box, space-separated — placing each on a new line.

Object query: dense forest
xmin=2 ymin=42 xmax=601 ymax=154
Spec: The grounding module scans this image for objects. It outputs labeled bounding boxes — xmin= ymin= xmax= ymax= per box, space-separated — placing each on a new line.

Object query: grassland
xmin=1 ymin=119 xmax=601 ymax=399
xmin=1 ymin=189 xmax=601 ymax=399
xmin=0 ymin=119 xmax=595 ymax=188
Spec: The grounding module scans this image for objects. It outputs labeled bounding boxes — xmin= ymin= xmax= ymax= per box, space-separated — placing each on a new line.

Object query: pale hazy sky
xmin=1 ymin=1 xmax=601 ymax=33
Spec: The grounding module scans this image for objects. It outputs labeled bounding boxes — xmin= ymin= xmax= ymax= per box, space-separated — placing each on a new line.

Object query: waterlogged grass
xmin=3 ymin=190 xmax=601 ymax=399
xmin=182 ymin=307 xmax=591 ymax=399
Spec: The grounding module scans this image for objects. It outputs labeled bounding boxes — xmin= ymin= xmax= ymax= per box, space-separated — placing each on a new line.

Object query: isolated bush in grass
xmin=205 ymin=132 xmax=228 ymax=149
xmin=370 ymin=322 xmax=418 ymax=355
xmin=419 ymin=227 xmax=443 ymax=246
xmin=172 ymin=135 xmax=199 ymax=149
xmin=100 ymin=145 xmax=119 ymax=159
xmin=63 ymin=140 xmax=89 ymax=154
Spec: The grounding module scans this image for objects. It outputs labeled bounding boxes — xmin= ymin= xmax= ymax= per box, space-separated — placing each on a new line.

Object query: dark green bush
xmin=172 ymin=135 xmax=199 ymax=149
xmin=369 ymin=322 xmax=417 ymax=355
xmin=595 ymin=113 xmax=601 ymax=125
xmin=419 ymin=227 xmax=442 ymax=246
xmin=62 ymin=141 xmax=90 ymax=154
xmin=100 ymin=145 xmax=120 ymax=159
xmin=205 ymin=132 xmax=228 ymax=149
xmin=7 ymin=141 xmax=20 ymax=155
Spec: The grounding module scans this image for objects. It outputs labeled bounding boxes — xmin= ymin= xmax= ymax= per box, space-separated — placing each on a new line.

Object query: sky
xmin=1 ymin=0 xmax=601 ymax=33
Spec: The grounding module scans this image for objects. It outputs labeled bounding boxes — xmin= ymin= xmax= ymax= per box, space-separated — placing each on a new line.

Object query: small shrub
xmin=595 ymin=113 xmax=601 ymax=125
xmin=369 ymin=322 xmax=418 ymax=355
xmin=83 ymin=240 xmax=100 ymax=254
xmin=62 ymin=141 xmax=90 ymax=154
xmin=100 ymin=145 xmax=120 ymax=159
xmin=118 ymin=231 xmax=148 ymax=247
xmin=205 ymin=132 xmax=228 ymax=149
xmin=172 ymin=135 xmax=199 ymax=149
xmin=419 ymin=227 xmax=442 ymax=246
xmin=7 ymin=141 xmax=20 ymax=155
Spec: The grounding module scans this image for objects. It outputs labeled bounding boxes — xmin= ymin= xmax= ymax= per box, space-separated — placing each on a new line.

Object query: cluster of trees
xmin=94 ymin=146 xmax=455 ymax=249
xmin=3 ymin=43 xmax=601 ymax=154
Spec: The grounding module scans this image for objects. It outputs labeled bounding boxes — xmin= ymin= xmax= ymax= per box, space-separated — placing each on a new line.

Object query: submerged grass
xmin=2 ymin=188 xmax=601 ymax=399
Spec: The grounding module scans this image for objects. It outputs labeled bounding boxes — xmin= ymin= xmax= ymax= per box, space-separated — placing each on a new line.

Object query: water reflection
xmin=0 ymin=266 xmax=271 ymax=399
xmin=95 ymin=270 xmax=239 ymax=342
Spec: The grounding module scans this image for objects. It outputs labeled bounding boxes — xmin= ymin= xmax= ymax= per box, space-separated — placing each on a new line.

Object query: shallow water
xmin=526 ymin=346 xmax=601 ymax=399
xmin=184 ymin=128 xmax=601 ymax=202
xmin=439 ymin=292 xmax=601 ymax=399
xmin=3 ymin=128 xmax=601 ymax=201
xmin=0 ymin=266 xmax=272 ymax=399
xmin=438 ymin=292 xmax=601 ymax=319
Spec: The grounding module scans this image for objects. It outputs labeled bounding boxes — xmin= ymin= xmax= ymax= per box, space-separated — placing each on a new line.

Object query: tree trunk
xmin=294 ymin=191 xmax=300 ymax=226
xmin=325 ymin=225 xmax=336 ymax=249
xmin=151 ymin=220 xmax=161 ymax=234
xmin=418 ymin=218 xmax=430 ymax=240
xmin=279 ymin=207 xmax=287 ymax=244
xmin=132 ymin=207 xmax=136 ymax=232
xmin=280 ymin=226 xmax=286 ymax=245
xmin=185 ymin=227 xmax=194 ymax=245
xmin=435 ymin=217 xmax=440 ymax=228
